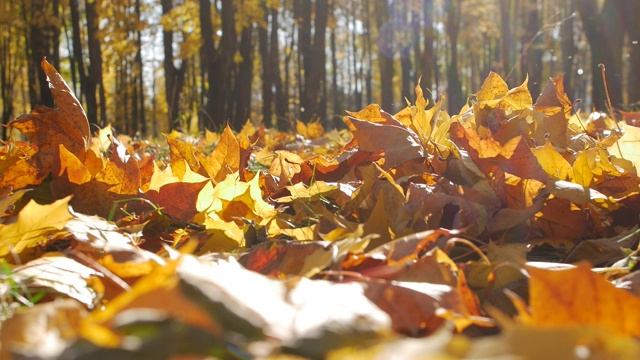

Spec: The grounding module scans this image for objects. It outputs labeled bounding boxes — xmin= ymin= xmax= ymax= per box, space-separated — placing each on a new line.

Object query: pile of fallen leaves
xmin=1 ymin=60 xmax=640 ymax=359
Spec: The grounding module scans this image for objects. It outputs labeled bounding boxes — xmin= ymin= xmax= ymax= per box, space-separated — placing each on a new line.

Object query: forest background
xmin=0 ymin=0 xmax=639 ymax=139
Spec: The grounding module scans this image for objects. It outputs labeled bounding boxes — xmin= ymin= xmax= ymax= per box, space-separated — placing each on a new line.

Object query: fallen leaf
xmin=0 ymin=299 xmax=86 ymax=359
xmin=345 ymin=113 xmax=425 ymax=170
xmin=533 ymin=74 xmax=572 ymax=148
xmin=198 ymin=124 xmax=240 ymax=183
xmin=524 ymin=261 xmax=640 ymax=337
xmin=8 ymin=59 xmax=90 ymax=180
xmin=0 ymin=196 xmax=73 ymax=259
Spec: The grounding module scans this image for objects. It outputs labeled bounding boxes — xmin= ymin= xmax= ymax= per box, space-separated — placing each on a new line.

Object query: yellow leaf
xmin=345 ymin=104 xmax=387 ymax=123
xmin=525 ymin=262 xmax=640 ymax=337
xmin=0 ymin=196 xmax=73 ymax=257
xmin=199 ymin=173 xmax=276 ymax=227
xmin=408 ymin=76 xmax=432 ymax=146
xmin=269 ymin=150 xmax=303 ymax=187
xmin=475 ymin=71 xmax=509 ymax=103
xmin=165 ymin=136 xmax=202 ymax=180
xmin=532 ymin=141 xmax=573 ymax=181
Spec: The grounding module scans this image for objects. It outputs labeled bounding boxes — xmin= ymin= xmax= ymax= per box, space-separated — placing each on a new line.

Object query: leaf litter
xmin=1 ymin=60 xmax=640 ymax=358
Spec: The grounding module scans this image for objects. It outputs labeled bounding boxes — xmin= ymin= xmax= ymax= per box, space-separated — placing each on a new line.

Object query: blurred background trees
xmin=0 ymin=0 xmax=639 ymax=138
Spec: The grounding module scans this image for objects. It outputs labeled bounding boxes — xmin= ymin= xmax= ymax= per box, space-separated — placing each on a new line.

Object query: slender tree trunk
xmin=499 ymin=0 xmax=515 ymax=85
xmin=163 ymin=0 xmax=186 ymax=130
xmin=272 ymin=8 xmax=287 ymax=123
xmin=206 ymin=0 xmax=236 ymax=129
xmin=365 ymin=3 xmax=373 ymax=105
xmin=330 ymin=18 xmax=340 ymax=127
xmin=135 ymin=0 xmax=145 ymax=135
xmin=25 ymin=0 xmax=55 ymax=108
xmin=422 ymin=0 xmax=435 ymax=92
xmin=86 ymin=0 xmax=105 ymax=126
xmin=69 ymin=0 xmax=94 ymax=123
xmin=561 ymin=0 xmax=576 ymax=99
xmin=375 ymin=0 xmax=394 ymax=112
xmin=0 ymin=2 xmax=20 ymax=138
xmin=259 ymin=7 xmax=273 ymax=125
xmin=522 ymin=0 xmax=542 ymax=98
xmin=445 ymin=0 xmax=463 ymax=114
xmin=234 ymin=25 xmax=254 ymax=127
xmin=622 ymin=1 xmax=640 ymax=105
xmin=576 ymin=0 xmax=624 ymax=110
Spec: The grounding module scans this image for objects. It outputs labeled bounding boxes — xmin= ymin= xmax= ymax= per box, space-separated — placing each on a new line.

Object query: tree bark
xmin=576 ymin=0 xmax=624 ymax=110
xmin=522 ymin=0 xmax=543 ymax=99
xmin=622 ymin=1 xmax=640 ymax=105
xmin=421 ymin=0 xmax=435 ymax=92
xmin=445 ymin=0 xmax=463 ymax=114
xmin=259 ymin=7 xmax=273 ymax=125
xmin=561 ymin=0 xmax=576 ymax=99
xmin=202 ymin=0 xmax=237 ymax=129
xmin=375 ymin=0 xmax=394 ymax=112
xmin=163 ymin=0 xmax=186 ymax=130
xmin=234 ymin=25 xmax=254 ymax=127
xmin=86 ymin=0 xmax=106 ymax=126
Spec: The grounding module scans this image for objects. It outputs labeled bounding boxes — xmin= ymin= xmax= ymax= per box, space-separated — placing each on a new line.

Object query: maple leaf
xmin=6 ymin=59 xmax=90 ymax=187
xmin=0 ymin=196 xmax=73 ymax=259
xmin=198 ymin=124 xmax=240 ymax=183
xmin=344 ymin=108 xmax=424 ymax=170
xmin=523 ymin=262 xmax=640 ymax=337
xmin=533 ymin=74 xmax=573 ymax=149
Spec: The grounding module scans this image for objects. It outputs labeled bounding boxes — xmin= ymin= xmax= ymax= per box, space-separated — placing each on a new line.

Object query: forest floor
xmin=2 ymin=60 xmax=640 ymax=359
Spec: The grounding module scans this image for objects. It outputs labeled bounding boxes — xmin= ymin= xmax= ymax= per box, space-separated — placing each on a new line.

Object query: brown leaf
xmin=145 ymin=180 xmax=209 ymax=221
xmin=8 ymin=59 xmax=90 ymax=181
xmin=345 ymin=112 xmax=424 ymax=170
xmin=0 ymin=299 xmax=86 ymax=359
xmin=450 ymin=122 xmax=550 ymax=183
xmin=240 ymin=240 xmax=335 ymax=277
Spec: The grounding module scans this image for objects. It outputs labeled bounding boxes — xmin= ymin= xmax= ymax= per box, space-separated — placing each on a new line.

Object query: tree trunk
xmin=622 ymin=1 xmax=640 ymax=105
xmin=25 ymin=0 xmax=56 ymax=108
xmin=421 ymin=0 xmax=435 ymax=92
xmin=272 ymin=8 xmax=287 ymax=124
xmin=134 ymin=0 xmax=146 ymax=135
xmin=86 ymin=0 xmax=106 ymax=126
xmin=499 ymin=0 xmax=515 ymax=85
xmin=233 ymin=25 xmax=254 ymax=127
xmin=205 ymin=0 xmax=236 ymax=129
xmin=163 ymin=0 xmax=186 ymax=130
xmin=259 ymin=7 xmax=273 ymax=125
xmin=375 ymin=0 xmax=394 ymax=112
xmin=576 ymin=0 xmax=624 ymax=110
xmin=522 ymin=0 xmax=543 ymax=98
xmin=445 ymin=0 xmax=463 ymax=114
xmin=296 ymin=0 xmax=328 ymax=122
xmin=561 ymin=0 xmax=576 ymax=99
xmin=0 ymin=2 xmax=20 ymax=138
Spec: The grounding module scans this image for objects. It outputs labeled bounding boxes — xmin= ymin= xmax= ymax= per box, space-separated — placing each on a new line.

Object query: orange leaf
xmin=95 ymin=137 xmax=140 ymax=195
xmin=345 ymin=114 xmax=424 ymax=170
xmin=145 ymin=180 xmax=209 ymax=221
xmin=8 ymin=59 xmax=90 ymax=180
xmin=166 ymin=136 xmax=203 ymax=179
xmin=450 ymin=122 xmax=549 ymax=183
xmin=533 ymin=74 xmax=572 ymax=148
xmin=526 ymin=262 xmax=640 ymax=337
xmin=198 ymin=124 xmax=240 ymax=183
